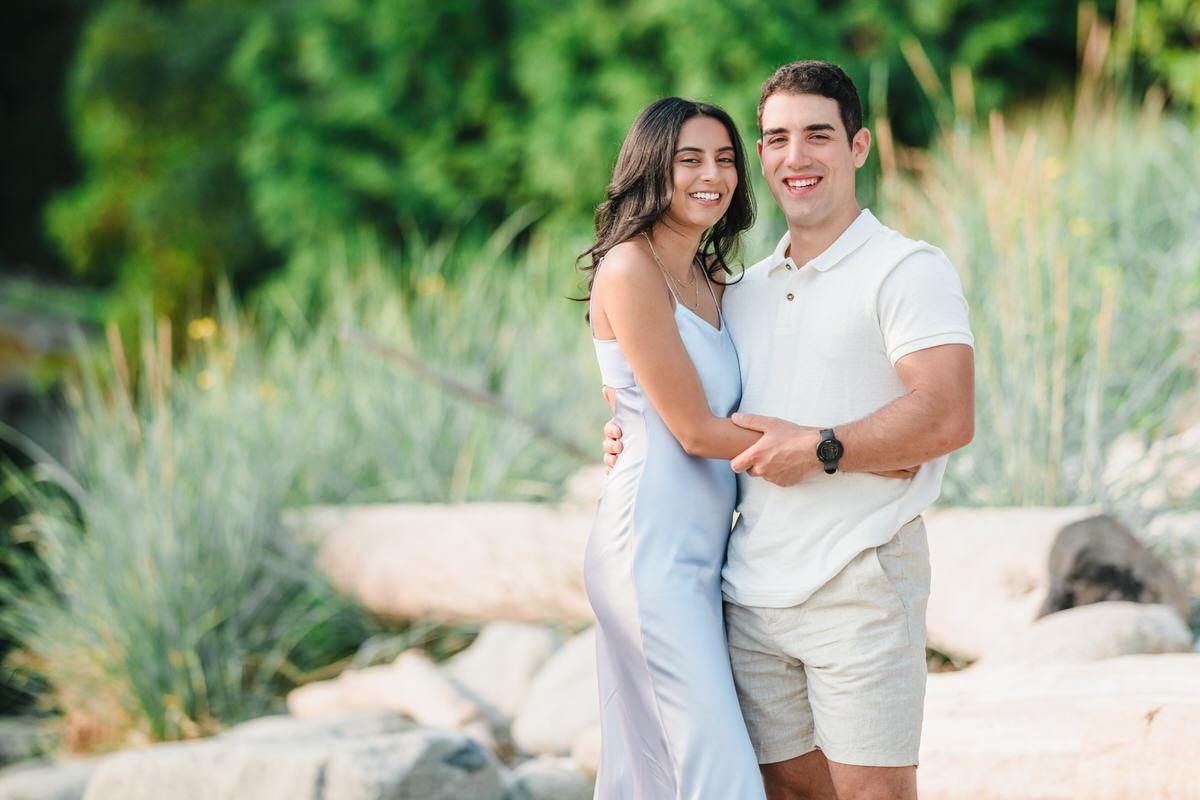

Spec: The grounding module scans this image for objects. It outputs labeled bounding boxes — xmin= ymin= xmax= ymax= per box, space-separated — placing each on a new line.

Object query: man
xmin=602 ymin=61 xmax=975 ymax=800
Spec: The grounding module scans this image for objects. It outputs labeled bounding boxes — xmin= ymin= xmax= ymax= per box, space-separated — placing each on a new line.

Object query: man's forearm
xmin=837 ymin=388 xmax=973 ymax=473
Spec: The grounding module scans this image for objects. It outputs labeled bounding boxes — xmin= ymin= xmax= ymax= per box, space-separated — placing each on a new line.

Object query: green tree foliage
xmin=231 ymin=0 xmax=526 ymax=250
xmin=49 ymin=0 xmax=1198 ymax=317
xmin=44 ymin=1 xmax=275 ymax=322
xmin=1133 ymin=0 xmax=1200 ymax=107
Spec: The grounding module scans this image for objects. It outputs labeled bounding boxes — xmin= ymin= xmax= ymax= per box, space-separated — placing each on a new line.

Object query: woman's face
xmin=665 ymin=115 xmax=738 ymax=231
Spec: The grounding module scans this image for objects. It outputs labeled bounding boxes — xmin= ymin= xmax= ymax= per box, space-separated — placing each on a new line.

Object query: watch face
xmin=817 ymin=439 xmax=843 ymax=462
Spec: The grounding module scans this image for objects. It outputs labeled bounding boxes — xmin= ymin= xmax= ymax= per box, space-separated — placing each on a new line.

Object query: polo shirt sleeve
xmin=877 ymin=247 xmax=974 ymax=365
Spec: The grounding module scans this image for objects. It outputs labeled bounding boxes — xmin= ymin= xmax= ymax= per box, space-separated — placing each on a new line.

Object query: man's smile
xmin=783 ymin=176 xmax=822 ymax=195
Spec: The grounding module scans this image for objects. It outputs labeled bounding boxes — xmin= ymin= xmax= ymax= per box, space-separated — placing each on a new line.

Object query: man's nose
xmin=785 ymin=141 xmax=813 ymax=169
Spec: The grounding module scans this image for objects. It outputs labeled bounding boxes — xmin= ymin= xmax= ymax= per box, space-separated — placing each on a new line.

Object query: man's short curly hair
xmin=757 ymin=60 xmax=863 ymax=144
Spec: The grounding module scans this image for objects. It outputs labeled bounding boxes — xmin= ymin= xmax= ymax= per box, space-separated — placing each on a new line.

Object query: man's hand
xmin=601 ymin=386 xmax=623 ymax=473
xmin=603 ymin=418 xmax=623 ymax=472
xmin=729 ymin=413 xmax=821 ymax=486
xmin=730 ymin=413 xmax=922 ymax=484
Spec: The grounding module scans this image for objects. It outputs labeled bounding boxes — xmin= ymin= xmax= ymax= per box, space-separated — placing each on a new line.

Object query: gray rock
xmin=511 ymin=628 xmax=598 ymax=756
xmin=0 ymin=719 xmax=54 ymax=767
xmin=505 ymin=757 xmax=593 ymax=800
xmin=83 ymin=714 xmax=504 ymax=800
xmin=0 ymin=759 xmax=96 ymax=800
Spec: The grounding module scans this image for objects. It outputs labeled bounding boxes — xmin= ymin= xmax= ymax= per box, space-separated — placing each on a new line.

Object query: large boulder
xmin=511 ymin=629 xmax=599 ymax=757
xmin=285 ymin=504 xmax=593 ymax=624
xmin=925 ymin=507 xmax=1190 ymax=662
xmin=919 ymin=654 xmax=1200 ymax=800
xmin=976 ymin=601 xmax=1194 ymax=667
xmin=82 ymin=712 xmax=505 ymax=800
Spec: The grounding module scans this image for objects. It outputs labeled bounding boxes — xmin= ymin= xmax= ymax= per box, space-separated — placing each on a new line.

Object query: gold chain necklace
xmin=643 ymin=232 xmax=701 ymax=310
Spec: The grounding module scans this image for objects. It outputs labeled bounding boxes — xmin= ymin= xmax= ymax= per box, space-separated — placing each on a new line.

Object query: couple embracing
xmin=580 ymin=61 xmax=975 ymax=800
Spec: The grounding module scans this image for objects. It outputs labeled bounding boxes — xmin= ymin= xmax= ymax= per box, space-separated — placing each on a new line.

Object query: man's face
xmin=757 ymin=92 xmax=871 ymax=230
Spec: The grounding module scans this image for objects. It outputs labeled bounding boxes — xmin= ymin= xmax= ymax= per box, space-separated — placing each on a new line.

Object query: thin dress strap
xmin=697 ymin=255 xmax=725 ymax=329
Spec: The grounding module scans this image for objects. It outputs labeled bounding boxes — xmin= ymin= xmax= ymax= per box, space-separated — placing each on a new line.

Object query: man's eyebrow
xmin=762 ymin=123 xmax=837 ymax=136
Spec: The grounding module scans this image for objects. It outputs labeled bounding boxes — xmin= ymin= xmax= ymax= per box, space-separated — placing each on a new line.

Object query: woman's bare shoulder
xmin=595 ymin=240 xmax=657 ymax=286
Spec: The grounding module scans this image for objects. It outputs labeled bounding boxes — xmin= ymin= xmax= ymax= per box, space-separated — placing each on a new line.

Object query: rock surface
xmin=511 ymin=629 xmax=599 ymax=756
xmin=570 ymin=726 xmax=601 ymax=778
xmin=287 ymin=651 xmax=493 ymax=749
xmin=445 ymin=623 xmax=562 ymax=722
xmin=976 ymin=601 xmax=1194 ymax=667
xmin=0 ymin=759 xmax=96 ymax=800
xmin=919 ymin=654 xmax=1200 ymax=800
xmin=82 ymin=712 xmax=505 ymax=800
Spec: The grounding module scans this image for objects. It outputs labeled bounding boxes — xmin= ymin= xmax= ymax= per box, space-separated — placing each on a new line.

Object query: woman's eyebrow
xmin=674 ymin=145 xmax=736 ymax=154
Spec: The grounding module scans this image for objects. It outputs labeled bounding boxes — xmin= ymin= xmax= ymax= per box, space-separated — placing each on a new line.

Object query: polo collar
xmin=767 ymin=209 xmax=882 ymax=275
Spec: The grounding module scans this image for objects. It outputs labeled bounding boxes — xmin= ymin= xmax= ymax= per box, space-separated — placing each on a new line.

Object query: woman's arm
xmin=593 ymin=245 xmax=759 ymax=460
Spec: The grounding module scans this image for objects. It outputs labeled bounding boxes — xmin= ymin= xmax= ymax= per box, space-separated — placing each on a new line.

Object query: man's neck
xmin=785 ymin=202 xmax=862 ymax=265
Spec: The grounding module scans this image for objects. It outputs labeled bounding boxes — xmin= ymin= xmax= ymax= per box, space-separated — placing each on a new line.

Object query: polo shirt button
xmin=786 ymin=263 xmax=794 ymax=270
xmin=786 ymin=292 xmax=794 ymax=301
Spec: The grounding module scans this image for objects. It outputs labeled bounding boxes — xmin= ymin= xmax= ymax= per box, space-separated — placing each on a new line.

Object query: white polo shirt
xmin=721 ymin=209 xmax=973 ymax=608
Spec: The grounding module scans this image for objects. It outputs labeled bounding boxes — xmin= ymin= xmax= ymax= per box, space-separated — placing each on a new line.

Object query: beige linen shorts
xmin=723 ymin=516 xmax=930 ymax=767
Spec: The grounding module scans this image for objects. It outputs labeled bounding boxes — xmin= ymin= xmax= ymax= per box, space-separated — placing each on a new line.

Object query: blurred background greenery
xmin=1 ymin=0 xmax=1197 ymax=754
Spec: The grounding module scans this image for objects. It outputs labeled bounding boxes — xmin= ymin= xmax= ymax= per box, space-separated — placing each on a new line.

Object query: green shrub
xmin=882 ymin=91 xmax=1200 ymax=510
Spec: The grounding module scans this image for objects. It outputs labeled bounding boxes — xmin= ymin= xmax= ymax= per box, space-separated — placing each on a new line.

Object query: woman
xmin=581 ymin=97 xmax=766 ymax=799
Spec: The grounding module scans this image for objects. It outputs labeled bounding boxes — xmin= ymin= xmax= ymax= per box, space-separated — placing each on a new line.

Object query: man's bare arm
xmin=729 ymin=344 xmax=974 ymax=485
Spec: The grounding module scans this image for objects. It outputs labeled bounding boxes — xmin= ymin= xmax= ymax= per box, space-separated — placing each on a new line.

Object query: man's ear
xmin=852 ymin=127 xmax=872 ymax=168
xmin=756 ymin=138 xmax=765 ymax=176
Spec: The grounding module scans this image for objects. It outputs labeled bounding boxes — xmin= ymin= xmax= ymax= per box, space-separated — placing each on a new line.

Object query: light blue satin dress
xmin=586 ymin=270 xmax=766 ymax=799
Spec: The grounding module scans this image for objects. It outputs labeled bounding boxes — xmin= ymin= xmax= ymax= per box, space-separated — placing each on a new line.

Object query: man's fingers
xmin=871 ymin=468 xmax=917 ymax=479
xmin=603 ymin=419 xmax=622 ymax=440
xmin=601 ymin=386 xmax=616 ymax=412
xmin=603 ymin=437 xmax=623 ymax=455
xmin=604 ymin=453 xmax=617 ymax=471
xmin=730 ymin=445 xmax=759 ymax=474
xmin=730 ymin=412 xmax=769 ymax=431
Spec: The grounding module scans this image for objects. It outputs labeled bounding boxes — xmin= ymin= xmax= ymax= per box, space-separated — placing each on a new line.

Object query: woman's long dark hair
xmin=578 ymin=97 xmax=755 ymax=302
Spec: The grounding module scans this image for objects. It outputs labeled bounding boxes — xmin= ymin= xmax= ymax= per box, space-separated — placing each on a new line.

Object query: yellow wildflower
xmin=188 ymin=317 xmax=217 ymax=340
xmin=416 ymin=274 xmax=445 ymax=297
xmin=1040 ymin=157 xmax=1064 ymax=181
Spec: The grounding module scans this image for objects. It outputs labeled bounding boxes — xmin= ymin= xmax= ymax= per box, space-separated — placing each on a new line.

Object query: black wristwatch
xmin=816 ymin=428 xmax=844 ymax=475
